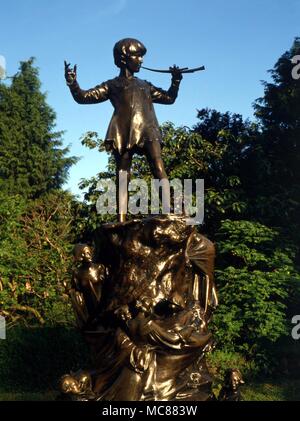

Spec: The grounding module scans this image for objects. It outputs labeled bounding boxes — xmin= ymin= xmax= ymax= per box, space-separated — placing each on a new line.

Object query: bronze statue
xmin=65 ymin=38 xmax=183 ymax=222
xmin=61 ymin=39 xmax=242 ymax=402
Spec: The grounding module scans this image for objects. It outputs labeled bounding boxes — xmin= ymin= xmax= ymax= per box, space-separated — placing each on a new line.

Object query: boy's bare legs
xmin=145 ymin=142 xmax=171 ymax=214
xmin=114 ymin=142 xmax=170 ymax=222
xmin=114 ymin=151 xmax=132 ymax=222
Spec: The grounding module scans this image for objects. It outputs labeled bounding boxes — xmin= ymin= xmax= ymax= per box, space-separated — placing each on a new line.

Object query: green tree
xmin=0 ymin=58 xmax=77 ymax=198
xmin=0 ymin=58 xmax=79 ymax=326
xmin=0 ymin=190 xmax=76 ymax=326
xmin=248 ymin=37 xmax=300 ymax=239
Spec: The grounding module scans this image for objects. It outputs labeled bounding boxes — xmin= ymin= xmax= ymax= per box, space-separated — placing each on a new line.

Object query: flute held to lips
xmin=141 ymin=65 xmax=205 ymax=74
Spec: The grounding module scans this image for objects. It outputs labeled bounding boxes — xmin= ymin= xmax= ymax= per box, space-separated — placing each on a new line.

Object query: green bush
xmin=0 ymin=326 xmax=90 ymax=393
xmin=212 ymin=219 xmax=300 ymax=373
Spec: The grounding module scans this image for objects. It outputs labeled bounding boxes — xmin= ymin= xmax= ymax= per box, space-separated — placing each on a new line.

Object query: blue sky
xmin=1 ymin=0 xmax=299 ymax=197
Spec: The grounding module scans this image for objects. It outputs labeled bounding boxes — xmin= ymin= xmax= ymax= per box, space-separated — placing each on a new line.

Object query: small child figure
xmin=65 ymin=38 xmax=183 ymax=221
xmin=218 ymin=368 xmax=245 ymax=401
xmin=59 ymin=370 xmax=95 ymax=400
xmin=71 ymin=244 xmax=106 ymax=326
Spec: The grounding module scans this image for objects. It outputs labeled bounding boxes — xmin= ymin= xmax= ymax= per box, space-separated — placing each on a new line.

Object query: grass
xmin=0 ymin=391 xmax=57 ymax=401
xmin=1 ymin=379 xmax=300 ymax=401
xmin=242 ymin=379 xmax=300 ymax=401
xmin=1 ymin=327 xmax=299 ymax=401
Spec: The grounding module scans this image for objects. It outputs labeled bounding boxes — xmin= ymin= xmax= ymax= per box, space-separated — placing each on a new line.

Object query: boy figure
xmin=65 ymin=38 xmax=183 ymax=222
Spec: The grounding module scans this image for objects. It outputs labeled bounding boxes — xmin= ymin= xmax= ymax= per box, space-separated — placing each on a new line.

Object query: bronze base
xmin=59 ymin=215 xmax=242 ymax=401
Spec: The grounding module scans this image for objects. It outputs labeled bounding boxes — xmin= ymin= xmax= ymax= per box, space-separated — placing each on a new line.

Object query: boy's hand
xmin=64 ymin=60 xmax=77 ymax=85
xmin=169 ymin=65 xmax=183 ymax=83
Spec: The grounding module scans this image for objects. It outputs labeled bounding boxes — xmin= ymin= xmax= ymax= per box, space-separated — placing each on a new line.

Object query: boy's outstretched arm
xmin=64 ymin=61 xmax=109 ymax=104
xmin=150 ymin=65 xmax=183 ymax=104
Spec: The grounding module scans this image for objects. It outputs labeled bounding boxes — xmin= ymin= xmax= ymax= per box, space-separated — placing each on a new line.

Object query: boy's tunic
xmin=68 ymin=76 xmax=180 ymax=155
